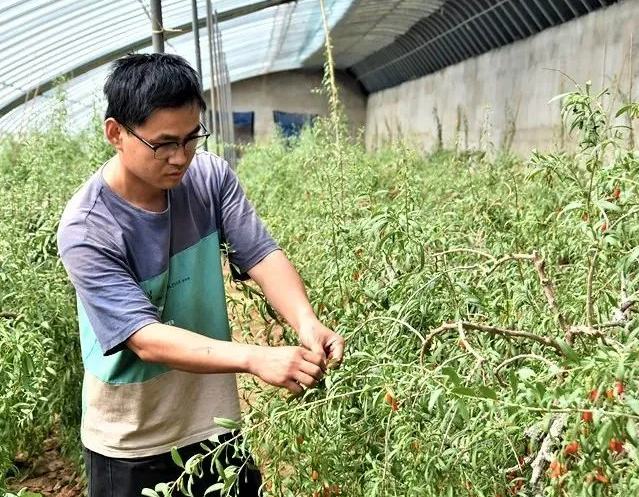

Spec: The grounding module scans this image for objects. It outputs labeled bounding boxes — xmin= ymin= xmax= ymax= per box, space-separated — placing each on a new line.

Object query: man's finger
xmin=294 ymin=371 xmax=317 ymax=388
xmin=327 ymin=340 xmax=345 ymax=368
xmin=303 ymin=349 xmax=326 ymax=370
xmin=284 ymin=380 xmax=303 ymax=395
xmin=300 ymin=360 xmax=324 ymax=381
xmin=309 ymin=342 xmax=327 ymax=362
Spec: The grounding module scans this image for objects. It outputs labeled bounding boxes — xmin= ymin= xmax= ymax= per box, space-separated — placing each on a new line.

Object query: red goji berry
xmin=563 ymin=441 xmax=580 ymax=456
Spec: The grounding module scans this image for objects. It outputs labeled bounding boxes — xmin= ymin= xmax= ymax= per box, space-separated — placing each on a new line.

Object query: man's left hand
xmin=297 ymin=319 xmax=345 ymax=369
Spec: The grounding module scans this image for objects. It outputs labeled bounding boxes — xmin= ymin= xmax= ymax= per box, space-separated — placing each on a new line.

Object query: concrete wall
xmin=210 ymin=69 xmax=366 ymax=142
xmin=366 ymin=0 xmax=639 ymax=155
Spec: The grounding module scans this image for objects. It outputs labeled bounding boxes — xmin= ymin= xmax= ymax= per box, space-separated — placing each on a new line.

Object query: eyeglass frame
xmin=120 ymin=121 xmax=210 ymax=159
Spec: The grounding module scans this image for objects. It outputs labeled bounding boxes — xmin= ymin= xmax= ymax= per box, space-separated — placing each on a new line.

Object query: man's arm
xmin=247 ymin=250 xmax=345 ymax=365
xmin=127 ymin=323 xmax=324 ymax=394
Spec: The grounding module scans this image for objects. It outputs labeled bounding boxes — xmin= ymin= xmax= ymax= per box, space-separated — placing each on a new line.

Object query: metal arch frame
xmin=562 ymin=0 xmax=581 ymax=18
xmin=486 ymin=2 xmax=518 ymax=43
xmin=399 ymin=29 xmax=434 ymax=76
xmin=466 ymin=0 xmax=509 ymax=47
xmin=545 ymin=0 xmax=567 ymax=22
xmin=351 ymin=0 xmax=619 ymax=93
xmin=505 ymin=1 xmax=535 ymax=36
xmin=0 ymin=0 xmax=296 ymax=118
xmin=515 ymin=0 xmax=545 ymax=31
xmin=411 ymin=23 xmax=458 ymax=68
xmin=459 ymin=1 xmax=501 ymax=49
xmin=355 ymin=0 xmax=514 ymax=87
xmin=435 ymin=11 xmax=479 ymax=60
xmin=453 ymin=1 xmax=493 ymax=53
xmin=331 ymin=8 xmax=446 ymax=69
xmin=530 ymin=0 xmax=558 ymax=24
xmin=3 ymin=10 xmax=147 ymax=85
xmin=428 ymin=9 xmax=478 ymax=64
xmin=1 ymin=2 xmax=140 ymax=80
xmin=444 ymin=2 xmax=487 ymax=55
xmin=578 ymin=0 xmax=593 ymax=12
xmin=496 ymin=2 xmax=529 ymax=39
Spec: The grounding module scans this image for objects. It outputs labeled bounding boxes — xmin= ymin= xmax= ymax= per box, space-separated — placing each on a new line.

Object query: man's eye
xmin=155 ymin=142 xmax=178 ymax=148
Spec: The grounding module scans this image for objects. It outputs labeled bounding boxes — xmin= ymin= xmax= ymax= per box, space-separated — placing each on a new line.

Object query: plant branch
xmin=494 ymin=354 xmax=562 ymax=383
xmin=530 ymin=251 xmax=570 ymax=334
xmin=486 ymin=253 xmax=534 ymax=275
xmin=530 ymin=414 xmax=569 ymax=487
xmin=420 ymin=321 xmax=565 ymax=364
xmin=586 ymin=248 xmax=599 ymax=328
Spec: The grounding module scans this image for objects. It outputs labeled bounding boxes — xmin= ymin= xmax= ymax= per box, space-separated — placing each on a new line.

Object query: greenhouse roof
xmin=0 ymin=0 xmax=620 ymax=133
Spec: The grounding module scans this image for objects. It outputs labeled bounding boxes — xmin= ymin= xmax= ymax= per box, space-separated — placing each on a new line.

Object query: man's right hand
xmin=250 ymin=346 xmax=326 ymax=394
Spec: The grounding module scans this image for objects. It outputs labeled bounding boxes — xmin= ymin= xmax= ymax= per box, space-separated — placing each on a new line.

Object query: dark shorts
xmin=83 ymin=433 xmax=263 ymax=497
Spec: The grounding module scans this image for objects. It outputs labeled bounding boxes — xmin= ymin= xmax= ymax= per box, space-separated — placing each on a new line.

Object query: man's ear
xmin=104 ymin=118 xmax=124 ymax=151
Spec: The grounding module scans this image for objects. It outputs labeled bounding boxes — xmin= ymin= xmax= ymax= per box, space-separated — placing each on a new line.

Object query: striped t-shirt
xmin=57 ymin=151 xmax=278 ymax=458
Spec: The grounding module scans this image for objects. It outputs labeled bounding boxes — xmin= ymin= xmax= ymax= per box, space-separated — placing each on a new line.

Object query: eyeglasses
xmin=121 ymin=122 xmax=210 ymax=160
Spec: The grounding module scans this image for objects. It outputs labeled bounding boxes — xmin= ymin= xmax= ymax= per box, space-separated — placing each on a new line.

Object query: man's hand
xmin=297 ymin=319 xmax=345 ymax=368
xmin=249 ymin=346 xmax=326 ymax=394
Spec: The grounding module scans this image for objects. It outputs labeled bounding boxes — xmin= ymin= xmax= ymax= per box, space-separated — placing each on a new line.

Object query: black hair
xmin=104 ymin=53 xmax=206 ymax=127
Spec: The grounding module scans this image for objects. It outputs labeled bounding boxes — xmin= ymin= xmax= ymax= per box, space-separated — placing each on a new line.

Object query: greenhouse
xmin=1 ymin=0 xmax=639 ymax=495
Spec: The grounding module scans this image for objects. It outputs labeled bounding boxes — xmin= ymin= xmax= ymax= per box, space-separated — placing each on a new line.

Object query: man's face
xmin=117 ymin=102 xmax=203 ymax=191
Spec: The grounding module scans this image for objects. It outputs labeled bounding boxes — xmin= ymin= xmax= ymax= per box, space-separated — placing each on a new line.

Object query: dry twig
xmin=530 ymin=414 xmax=569 ymax=486
xmin=420 ymin=321 xmax=565 ymax=364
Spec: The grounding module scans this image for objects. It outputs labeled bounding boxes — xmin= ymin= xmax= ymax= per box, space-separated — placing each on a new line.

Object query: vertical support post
xmin=150 ymin=0 xmax=165 ymax=53
xmin=215 ymin=11 xmax=228 ymax=161
xmin=212 ymin=10 xmax=223 ymax=155
xmin=191 ymin=0 xmax=203 ymax=87
xmin=205 ymin=0 xmax=218 ymax=154
xmin=191 ymin=0 xmax=206 ymax=149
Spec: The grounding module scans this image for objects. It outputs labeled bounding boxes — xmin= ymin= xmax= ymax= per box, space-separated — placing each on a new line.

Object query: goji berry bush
xmin=0 ymin=100 xmax=112 ymax=492
xmin=219 ymin=83 xmax=639 ymax=497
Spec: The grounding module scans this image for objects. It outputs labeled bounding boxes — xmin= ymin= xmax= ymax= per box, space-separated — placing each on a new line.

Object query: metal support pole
xmin=214 ymin=12 xmax=227 ymax=159
xmin=191 ymin=0 xmax=207 ymax=149
xmin=150 ymin=0 xmax=165 ymax=53
xmin=205 ymin=0 xmax=217 ymax=153
xmin=211 ymin=10 xmax=223 ymax=155
xmin=224 ymin=56 xmax=236 ymax=168
xmin=191 ymin=0 xmax=203 ymax=86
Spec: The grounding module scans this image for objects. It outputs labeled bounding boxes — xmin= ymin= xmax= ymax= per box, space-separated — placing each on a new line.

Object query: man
xmin=57 ymin=53 xmax=344 ymax=497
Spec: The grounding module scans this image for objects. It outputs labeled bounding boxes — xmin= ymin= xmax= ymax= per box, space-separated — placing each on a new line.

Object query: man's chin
xmin=162 ymin=173 xmax=184 ymax=188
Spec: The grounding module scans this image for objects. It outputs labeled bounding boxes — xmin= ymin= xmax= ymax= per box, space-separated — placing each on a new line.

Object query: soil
xmin=5 ymin=436 xmax=84 ymax=497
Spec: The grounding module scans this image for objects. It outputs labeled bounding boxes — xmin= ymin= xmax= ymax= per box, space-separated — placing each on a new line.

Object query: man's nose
xmin=168 ymin=145 xmax=189 ymax=166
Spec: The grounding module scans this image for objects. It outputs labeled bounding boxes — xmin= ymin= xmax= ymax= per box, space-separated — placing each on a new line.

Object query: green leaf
xmin=452 ymin=387 xmax=476 ymax=397
xmin=627 ymin=419 xmax=637 ymax=441
xmin=627 ymin=398 xmax=639 ymax=416
xmin=555 ymin=338 xmax=579 ymax=362
xmin=170 ymin=446 xmax=184 ymax=468
xmin=596 ymin=199 xmax=621 ymax=212
xmin=204 ymin=483 xmax=224 ymax=495
xmin=154 ymin=483 xmax=170 ymax=495
xmin=597 ymin=419 xmax=614 ymax=449
xmin=215 ymin=459 xmax=226 ymax=483
xmin=213 ymin=417 xmax=241 ymax=430
xmin=477 ymin=385 xmax=497 ymax=400
xmin=141 ymin=490 xmax=160 ymax=497
xmin=616 ymin=104 xmax=634 ymax=117
xmin=441 ymin=367 xmax=461 ymax=387
xmin=557 ymin=200 xmax=583 ymax=218
xmin=428 ymin=388 xmax=443 ymax=411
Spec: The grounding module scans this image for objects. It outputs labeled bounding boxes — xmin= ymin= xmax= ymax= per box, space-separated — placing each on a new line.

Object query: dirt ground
xmin=5 ymin=436 xmax=84 ymax=497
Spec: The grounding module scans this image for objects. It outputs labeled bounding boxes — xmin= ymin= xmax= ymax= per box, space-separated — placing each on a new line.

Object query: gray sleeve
xmin=58 ymin=224 xmax=160 ymax=355
xmin=204 ymin=154 xmax=279 ymax=280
